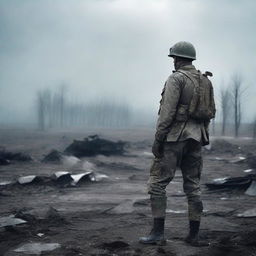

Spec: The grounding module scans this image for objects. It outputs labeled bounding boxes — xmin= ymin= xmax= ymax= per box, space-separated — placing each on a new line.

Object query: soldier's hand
xmin=152 ymin=139 xmax=164 ymax=158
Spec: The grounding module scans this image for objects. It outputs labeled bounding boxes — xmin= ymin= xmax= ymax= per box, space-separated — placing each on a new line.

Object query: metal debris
xmin=64 ymin=135 xmax=126 ymax=157
xmin=18 ymin=175 xmax=37 ymax=185
xmin=245 ymin=180 xmax=256 ymax=196
xmin=166 ymin=209 xmax=186 ymax=214
xmin=0 ymin=180 xmax=13 ymax=186
xmin=205 ymin=175 xmax=253 ymax=190
xmin=52 ymin=171 xmax=73 ymax=185
xmin=244 ymin=169 xmax=254 ymax=173
xmin=71 ymin=172 xmax=93 ymax=185
xmin=237 ymin=208 xmax=256 ymax=218
xmin=14 ymin=242 xmax=60 ymax=255
xmin=0 ymin=215 xmax=27 ymax=228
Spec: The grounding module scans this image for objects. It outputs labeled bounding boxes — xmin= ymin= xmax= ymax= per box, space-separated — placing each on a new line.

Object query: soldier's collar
xmin=178 ymin=64 xmax=196 ymax=71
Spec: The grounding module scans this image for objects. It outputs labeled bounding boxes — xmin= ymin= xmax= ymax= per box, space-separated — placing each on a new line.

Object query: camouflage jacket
xmin=155 ymin=64 xmax=211 ymax=145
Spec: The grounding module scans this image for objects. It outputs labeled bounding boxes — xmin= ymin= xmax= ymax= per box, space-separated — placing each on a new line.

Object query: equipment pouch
xmin=175 ymin=104 xmax=189 ymax=122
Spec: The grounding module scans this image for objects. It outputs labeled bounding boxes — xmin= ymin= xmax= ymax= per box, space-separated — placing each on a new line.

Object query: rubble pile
xmin=0 ymin=148 xmax=32 ymax=165
xmin=205 ymin=175 xmax=252 ymax=190
xmin=0 ymin=171 xmax=108 ymax=188
xmin=207 ymin=140 xmax=243 ymax=154
xmin=64 ymin=135 xmax=126 ymax=157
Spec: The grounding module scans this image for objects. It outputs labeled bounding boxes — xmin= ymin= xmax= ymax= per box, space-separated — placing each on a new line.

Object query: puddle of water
xmin=14 ymin=242 xmax=60 ymax=255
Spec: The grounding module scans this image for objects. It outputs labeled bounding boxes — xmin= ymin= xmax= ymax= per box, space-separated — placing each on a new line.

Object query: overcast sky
xmin=0 ymin=0 xmax=255 ymax=124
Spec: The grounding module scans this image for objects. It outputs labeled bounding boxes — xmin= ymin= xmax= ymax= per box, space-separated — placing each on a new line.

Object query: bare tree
xmin=220 ymin=88 xmax=230 ymax=136
xmin=230 ymin=74 xmax=245 ymax=137
xmin=59 ymin=84 xmax=67 ymax=128
xmin=253 ymin=116 xmax=256 ymax=139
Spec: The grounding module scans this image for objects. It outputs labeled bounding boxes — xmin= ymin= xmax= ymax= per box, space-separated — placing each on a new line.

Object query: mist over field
xmin=0 ymin=0 xmax=255 ymax=128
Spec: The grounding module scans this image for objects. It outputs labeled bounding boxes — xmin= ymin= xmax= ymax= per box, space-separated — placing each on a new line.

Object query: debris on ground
xmin=14 ymin=207 xmax=66 ymax=225
xmin=105 ymin=200 xmax=135 ymax=214
xmin=245 ymin=180 xmax=256 ymax=196
xmin=0 ymin=158 xmax=10 ymax=165
xmin=18 ymin=175 xmax=37 ymax=185
xmin=64 ymin=135 xmax=126 ymax=157
xmin=206 ymin=140 xmax=243 ymax=154
xmin=0 ymin=171 xmax=108 ymax=188
xmin=100 ymin=241 xmax=130 ymax=251
xmin=0 ymin=148 xmax=32 ymax=164
xmin=62 ymin=155 xmax=80 ymax=167
xmin=237 ymin=208 xmax=256 ymax=218
xmin=42 ymin=149 xmax=63 ymax=163
xmin=245 ymin=153 xmax=256 ymax=169
xmin=0 ymin=215 xmax=27 ymax=228
xmin=13 ymin=242 xmax=61 ymax=255
xmin=71 ymin=172 xmax=93 ymax=185
xmin=52 ymin=171 xmax=73 ymax=185
xmin=0 ymin=180 xmax=13 ymax=186
xmin=205 ymin=175 xmax=254 ymax=190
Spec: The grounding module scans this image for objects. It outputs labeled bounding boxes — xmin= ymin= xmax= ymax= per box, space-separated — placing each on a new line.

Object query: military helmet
xmin=168 ymin=41 xmax=196 ymax=60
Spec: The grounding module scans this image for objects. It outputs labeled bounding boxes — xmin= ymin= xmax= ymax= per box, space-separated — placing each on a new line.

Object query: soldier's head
xmin=168 ymin=41 xmax=196 ymax=70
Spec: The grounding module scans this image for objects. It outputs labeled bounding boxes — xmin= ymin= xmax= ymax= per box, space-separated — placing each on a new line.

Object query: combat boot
xmin=139 ymin=218 xmax=166 ymax=245
xmin=185 ymin=220 xmax=209 ymax=247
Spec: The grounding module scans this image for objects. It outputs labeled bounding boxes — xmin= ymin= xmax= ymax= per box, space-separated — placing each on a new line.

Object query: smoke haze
xmin=0 ymin=0 xmax=255 ymax=125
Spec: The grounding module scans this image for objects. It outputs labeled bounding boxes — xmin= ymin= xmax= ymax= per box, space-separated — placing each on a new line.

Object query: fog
xmin=0 ymin=0 xmax=255 ymax=127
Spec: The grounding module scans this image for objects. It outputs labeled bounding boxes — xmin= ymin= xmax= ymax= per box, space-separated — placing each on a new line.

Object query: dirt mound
xmin=64 ymin=135 xmax=126 ymax=157
xmin=209 ymin=140 xmax=243 ymax=154
xmin=195 ymin=230 xmax=256 ymax=256
xmin=0 ymin=148 xmax=32 ymax=165
xmin=42 ymin=149 xmax=63 ymax=163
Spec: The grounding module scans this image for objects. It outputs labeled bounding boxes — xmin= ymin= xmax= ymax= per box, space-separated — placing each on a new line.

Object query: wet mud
xmin=0 ymin=129 xmax=256 ymax=255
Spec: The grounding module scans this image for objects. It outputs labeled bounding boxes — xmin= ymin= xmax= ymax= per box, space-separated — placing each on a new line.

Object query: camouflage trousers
xmin=148 ymin=139 xmax=203 ymax=221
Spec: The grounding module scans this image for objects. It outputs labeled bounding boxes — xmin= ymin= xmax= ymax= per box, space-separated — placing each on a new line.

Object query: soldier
xmin=139 ymin=41 xmax=215 ymax=246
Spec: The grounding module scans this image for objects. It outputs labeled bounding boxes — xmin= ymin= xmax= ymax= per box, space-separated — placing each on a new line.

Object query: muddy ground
xmin=0 ymin=128 xmax=256 ymax=256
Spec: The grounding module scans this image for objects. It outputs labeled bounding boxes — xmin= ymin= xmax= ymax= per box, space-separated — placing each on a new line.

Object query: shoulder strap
xmin=176 ymin=70 xmax=200 ymax=88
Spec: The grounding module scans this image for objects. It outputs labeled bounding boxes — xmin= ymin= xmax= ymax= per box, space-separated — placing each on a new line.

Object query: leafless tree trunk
xmin=59 ymin=84 xmax=67 ymax=128
xmin=220 ymin=88 xmax=230 ymax=136
xmin=230 ymin=74 xmax=245 ymax=138
xmin=253 ymin=116 xmax=256 ymax=139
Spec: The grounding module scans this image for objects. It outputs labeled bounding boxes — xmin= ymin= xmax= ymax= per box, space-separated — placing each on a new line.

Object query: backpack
xmin=177 ymin=70 xmax=216 ymax=121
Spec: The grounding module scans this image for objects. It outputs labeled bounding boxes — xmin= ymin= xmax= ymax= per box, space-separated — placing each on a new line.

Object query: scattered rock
xmin=64 ymin=135 xmax=126 ymax=157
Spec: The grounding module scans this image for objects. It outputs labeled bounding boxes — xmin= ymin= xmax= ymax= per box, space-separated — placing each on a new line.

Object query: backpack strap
xmin=176 ymin=70 xmax=200 ymax=88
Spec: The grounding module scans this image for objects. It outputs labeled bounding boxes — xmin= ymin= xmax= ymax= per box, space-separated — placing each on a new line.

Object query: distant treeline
xmin=36 ymin=86 xmax=131 ymax=130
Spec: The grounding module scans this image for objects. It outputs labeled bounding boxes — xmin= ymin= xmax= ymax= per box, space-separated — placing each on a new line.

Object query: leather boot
xmin=185 ymin=220 xmax=209 ymax=247
xmin=139 ymin=218 xmax=166 ymax=245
